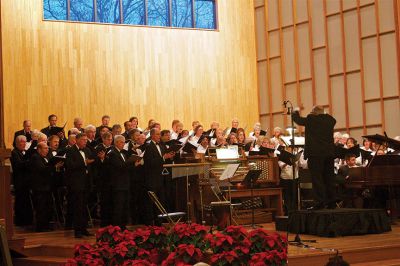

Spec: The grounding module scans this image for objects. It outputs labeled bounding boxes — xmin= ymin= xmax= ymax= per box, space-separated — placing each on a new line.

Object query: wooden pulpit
xmin=0 ymin=148 xmax=25 ymax=252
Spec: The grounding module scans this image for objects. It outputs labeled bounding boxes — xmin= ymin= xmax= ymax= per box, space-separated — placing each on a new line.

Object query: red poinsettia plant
xmin=169 ymin=223 xmax=209 ymax=251
xmin=67 ymin=223 xmax=288 ymax=266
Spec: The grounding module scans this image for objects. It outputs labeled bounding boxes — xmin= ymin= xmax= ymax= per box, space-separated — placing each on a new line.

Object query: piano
xmin=347 ymin=155 xmax=400 ymax=188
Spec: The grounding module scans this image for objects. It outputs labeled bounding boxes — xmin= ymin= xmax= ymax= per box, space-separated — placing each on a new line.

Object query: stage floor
xmin=11 ymin=222 xmax=400 ymax=266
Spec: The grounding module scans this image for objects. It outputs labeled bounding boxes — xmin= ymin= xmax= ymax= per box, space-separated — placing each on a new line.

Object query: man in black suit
xmin=143 ymin=128 xmax=175 ymax=225
xmin=10 ymin=135 xmax=33 ymax=226
xmin=13 ymin=120 xmax=32 ymax=148
xmin=30 ymin=142 xmax=63 ymax=231
xmin=64 ymin=133 xmax=94 ymax=238
xmin=292 ymin=105 xmax=337 ymax=209
xmin=108 ymin=135 xmax=138 ymax=228
xmin=41 ymin=114 xmax=58 ymax=137
xmin=94 ymin=132 xmax=113 ymax=227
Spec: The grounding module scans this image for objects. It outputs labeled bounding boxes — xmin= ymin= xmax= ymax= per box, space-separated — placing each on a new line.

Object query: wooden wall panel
xmin=313 ymin=49 xmax=329 ymax=104
xmin=343 ymin=0 xmax=357 ymax=11
xmin=365 ymin=101 xmax=381 ymax=124
xmin=311 ymin=0 xmax=325 ymax=47
xmin=349 ymin=128 xmax=364 ymax=142
xmin=347 ymin=73 xmax=363 ymax=126
xmin=255 ymin=7 xmax=267 ymax=60
xmin=296 ymin=0 xmax=308 ymax=22
xmin=2 ymin=0 xmax=259 ymax=147
xmin=381 ymin=33 xmax=399 ymax=97
xmin=269 ymin=31 xmax=280 ymax=57
xmin=258 ymin=61 xmax=269 ymax=114
xmin=379 ymin=0 xmax=395 ymax=32
xmin=268 ymin=0 xmax=279 ymax=30
xmin=255 ymin=0 xmax=400 ymax=138
xmin=283 ymin=28 xmax=296 ymax=82
xmin=384 ymin=99 xmax=400 ymax=136
xmin=327 ymin=15 xmax=343 ymax=74
xmin=360 ymin=0 xmax=375 ymax=5
xmin=300 ymin=80 xmax=313 ymax=112
xmin=326 ymin=0 xmax=340 ymax=15
xmin=331 ymin=76 xmax=346 ymax=129
xmin=361 ymin=5 xmax=377 ymax=37
xmin=270 ymin=58 xmax=283 ymax=111
xmin=362 ymin=37 xmax=380 ymax=99
xmin=297 ymin=24 xmax=311 ymax=79
xmin=344 ymin=11 xmax=360 ymax=71
xmin=281 ymin=0 xmax=294 ymax=27
xmin=285 ymin=83 xmax=298 ymax=106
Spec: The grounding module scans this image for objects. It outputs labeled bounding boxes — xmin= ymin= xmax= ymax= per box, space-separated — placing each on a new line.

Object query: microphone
xmin=283 ymin=101 xmax=289 ymax=108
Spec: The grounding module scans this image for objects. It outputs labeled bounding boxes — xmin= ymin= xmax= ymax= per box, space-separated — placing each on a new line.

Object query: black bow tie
xmin=79 ymin=148 xmax=85 ymax=152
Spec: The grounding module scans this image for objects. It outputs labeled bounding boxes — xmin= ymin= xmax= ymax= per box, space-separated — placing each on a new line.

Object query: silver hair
xmin=15 ymin=135 xmax=27 ymax=142
xmin=114 ymin=134 xmax=125 ymax=143
xmin=85 ymin=124 xmax=96 ymax=132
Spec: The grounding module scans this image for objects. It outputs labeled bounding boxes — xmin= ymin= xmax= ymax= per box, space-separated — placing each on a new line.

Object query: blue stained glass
xmin=97 ymin=0 xmax=120 ymax=23
xmin=148 ymin=0 xmax=169 ymax=27
xmin=195 ymin=0 xmax=215 ymax=29
xmin=43 ymin=0 xmax=67 ymax=20
xmin=70 ymin=0 xmax=95 ymax=22
xmin=122 ymin=0 xmax=145 ymax=25
xmin=172 ymin=0 xmax=193 ymax=28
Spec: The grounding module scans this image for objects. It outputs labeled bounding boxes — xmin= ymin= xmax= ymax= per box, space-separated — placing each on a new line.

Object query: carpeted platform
xmin=287 ymin=208 xmax=391 ymax=237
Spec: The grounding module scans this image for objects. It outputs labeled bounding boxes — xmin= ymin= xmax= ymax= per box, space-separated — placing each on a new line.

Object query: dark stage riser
xmin=278 ymin=208 xmax=391 ymax=237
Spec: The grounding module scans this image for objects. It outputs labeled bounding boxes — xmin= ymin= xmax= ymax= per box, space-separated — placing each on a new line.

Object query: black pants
xmin=112 ymin=190 xmax=129 ymax=228
xmin=14 ymin=187 xmax=33 ymax=226
xmin=33 ymin=190 xmax=52 ymax=231
xmin=100 ymin=188 xmax=113 ymax=227
xmin=279 ymin=178 xmax=296 ymax=215
xmin=307 ymin=156 xmax=336 ymax=206
xmin=69 ymin=191 xmax=88 ymax=233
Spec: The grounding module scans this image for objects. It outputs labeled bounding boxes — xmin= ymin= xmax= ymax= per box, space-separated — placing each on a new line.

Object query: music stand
xmin=164 ymin=162 xmax=211 ymax=224
xmin=243 ymin=169 xmax=263 ymax=228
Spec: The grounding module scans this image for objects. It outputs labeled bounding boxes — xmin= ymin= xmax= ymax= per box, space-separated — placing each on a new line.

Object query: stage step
xmin=13 ymin=256 xmax=67 ymax=266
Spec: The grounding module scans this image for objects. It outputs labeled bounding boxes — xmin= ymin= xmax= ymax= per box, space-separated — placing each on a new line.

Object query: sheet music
xmin=219 ymin=163 xmax=240 ymax=180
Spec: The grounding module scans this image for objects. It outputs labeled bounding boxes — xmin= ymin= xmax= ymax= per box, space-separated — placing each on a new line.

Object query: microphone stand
xmin=283 ymin=101 xmax=316 ymax=246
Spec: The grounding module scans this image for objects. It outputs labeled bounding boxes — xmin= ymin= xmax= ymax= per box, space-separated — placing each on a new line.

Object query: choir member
xmin=64 ymin=133 xmax=94 ymax=238
xmin=30 ymin=142 xmax=62 ymax=231
xmin=237 ymin=128 xmax=246 ymax=146
xmin=13 ymin=120 xmax=32 ymax=148
xmin=143 ymin=128 xmax=175 ymax=225
xmin=336 ymin=153 xmax=358 ymax=207
xmin=108 ymin=135 xmax=138 ymax=229
xmin=10 ymin=135 xmax=33 ymax=226
xmin=94 ymin=132 xmax=113 ymax=227
xmin=190 ymin=125 xmax=204 ymax=144
xmin=170 ymin=120 xmax=182 ymax=140
xmin=41 ymin=114 xmax=58 ymax=137
xmin=225 ymin=118 xmax=239 ymax=135
xmin=85 ymin=125 xmax=97 ymax=151
xmin=68 ymin=118 xmax=84 ymax=135
xmin=197 ymin=135 xmax=209 ymax=154
xmin=189 ymin=120 xmax=200 ymax=136
xmin=129 ymin=116 xmax=143 ymax=132
xmin=227 ymin=133 xmax=238 ymax=145
xmin=96 ymin=115 xmax=111 ymax=138
xmin=271 ymin=127 xmax=286 ymax=147
xmin=122 ymin=121 xmax=133 ymax=139
xmin=111 ymin=124 xmax=122 ymax=136
xmin=205 ymin=121 xmax=219 ymax=138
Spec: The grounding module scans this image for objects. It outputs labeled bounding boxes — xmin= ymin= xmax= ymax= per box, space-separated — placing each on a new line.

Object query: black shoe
xmin=74 ymin=232 xmax=83 ymax=238
xmin=82 ymin=230 xmax=94 ymax=236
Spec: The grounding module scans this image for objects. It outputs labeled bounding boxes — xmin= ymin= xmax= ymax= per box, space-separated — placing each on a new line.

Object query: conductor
xmin=292 ymin=105 xmax=337 ymax=210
